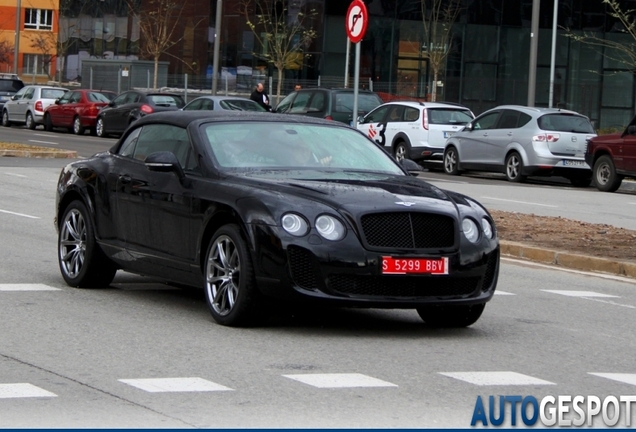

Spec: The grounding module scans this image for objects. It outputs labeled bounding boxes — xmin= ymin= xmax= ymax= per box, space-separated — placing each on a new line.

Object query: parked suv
xmin=0 ymin=73 xmax=24 ymax=111
xmin=585 ymin=117 xmax=636 ymax=192
xmin=2 ymin=84 xmax=67 ymax=129
xmin=443 ymin=105 xmax=597 ymax=186
xmin=274 ymin=88 xmax=383 ymax=124
xmin=357 ymin=101 xmax=474 ymax=162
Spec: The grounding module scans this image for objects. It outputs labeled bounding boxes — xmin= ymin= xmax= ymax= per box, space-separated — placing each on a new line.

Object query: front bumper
xmin=250 ymin=224 xmax=500 ymax=308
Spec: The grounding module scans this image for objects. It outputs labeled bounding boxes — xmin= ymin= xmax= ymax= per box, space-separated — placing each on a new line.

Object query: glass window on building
xmin=23 ymin=54 xmax=50 ymax=76
xmin=25 ymin=9 xmax=53 ymax=30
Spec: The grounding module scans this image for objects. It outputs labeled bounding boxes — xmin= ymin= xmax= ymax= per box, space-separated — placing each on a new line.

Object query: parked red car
xmin=43 ymin=89 xmax=113 ymax=135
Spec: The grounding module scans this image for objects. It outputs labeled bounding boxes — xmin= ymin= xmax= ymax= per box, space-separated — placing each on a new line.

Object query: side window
xmin=70 ymin=92 xmax=82 ymax=103
xmin=13 ymin=87 xmax=27 ymax=100
xmin=133 ymin=124 xmax=194 ymax=169
xmin=125 ymin=93 xmax=140 ymax=104
xmin=518 ymin=112 xmax=532 ymax=128
xmin=473 ymin=111 xmax=500 ymax=130
xmin=23 ymin=87 xmax=35 ymax=100
xmin=276 ymin=93 xmax=295 ymax=113
xmin=57 ymin=92 xmax=72 ymax=104
xmin=118 ymin=126 xmax=143 ymax=157
xmin=364 ymin=106 xmax=389 ymax=123
xmin=290 ymin=92 xmax=312 ymax=114
xmin=387 ymin=105 xmax=405 ymax=122
xmin=496 ymin=110 xmax=521 ymax=129
xmin=112 ymin=93 xmax=128 ymax=106
xmin=184 ymin=99 xmax=202 ymax=111
xmin=404 ymin=107 xmax=420 ymax=122
xmin=307 ymin=92 xmax=325 ymax=113
xmin=201 ymin=99 xmax=214 ymax=110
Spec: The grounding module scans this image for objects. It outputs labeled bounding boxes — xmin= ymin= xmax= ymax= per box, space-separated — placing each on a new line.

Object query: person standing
xmin=250 ymin=82 xmax=272 ymax=111
xmin=294 ymin=84 xmax=302 ymax=91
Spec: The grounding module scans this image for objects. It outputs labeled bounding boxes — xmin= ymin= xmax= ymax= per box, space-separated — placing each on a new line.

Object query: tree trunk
xmin=275 ymin=67 xmax=283 ymax=106
xmin=431 ymin=70 xmax=438 ymax=102
xmin=153 ymin=55 xmax=159 ymax=89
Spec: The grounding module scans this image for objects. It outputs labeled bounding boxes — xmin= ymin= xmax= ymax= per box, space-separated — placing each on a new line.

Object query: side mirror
xmin=464 ymin=122 xmax=474 ymax=132
xmin=628 ymin=125 xmax=636 ymax=135
xmin=145 ymin=151 xmax=184 ymax=179
xmin=357 ymin=116 xmax=364 ymax=124
xmin=400 ymin=158 xmax=423 ymax=176
xmin=108 ymin=101 xmax=115 ymax=107
xmin=11 ymin=95 xmax=19 ymax=101
xmin=55 ymin=99 xmax=60 ymax=105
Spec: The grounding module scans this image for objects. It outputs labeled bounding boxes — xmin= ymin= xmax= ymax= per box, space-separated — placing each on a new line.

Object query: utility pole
xmin=527 ymin=0 xmax=540 ymax=107
xmin=211 ymin=0 xmax=222 ymax=95
xmin=13 ymin=0 xmax=21 ymax=74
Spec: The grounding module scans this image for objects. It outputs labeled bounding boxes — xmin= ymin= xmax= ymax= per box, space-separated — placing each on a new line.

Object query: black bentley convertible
xmin=55 ymin=111 xmax=499 ymax=327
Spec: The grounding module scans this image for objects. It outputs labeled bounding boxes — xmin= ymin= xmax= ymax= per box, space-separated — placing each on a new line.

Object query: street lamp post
xmin=527 ymin=0 xmax=540 ymax=107
xmin=13 ymin=0 xmax=21 ymax=74
xmin=211 ymin=0 xmax=222 ymax=95
xmin=549 ymin=0 xmax=559 ymax=108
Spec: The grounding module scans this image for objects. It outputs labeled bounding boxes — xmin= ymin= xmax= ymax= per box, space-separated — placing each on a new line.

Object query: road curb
xmin=0 ymin=149 xmax=77 ymax=158
xmin=500 ymin=240 xmax=635 ymax=279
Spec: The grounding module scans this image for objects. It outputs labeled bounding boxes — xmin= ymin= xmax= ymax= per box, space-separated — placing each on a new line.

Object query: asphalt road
xmin=0 ymin=162 xmax=635 ymax=427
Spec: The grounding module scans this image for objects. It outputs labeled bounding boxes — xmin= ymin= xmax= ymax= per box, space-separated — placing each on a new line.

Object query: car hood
xmin=589 ymin=132 xmax=623 ymax=144
xmin=236 ymin=174 xmax=463 ymax=219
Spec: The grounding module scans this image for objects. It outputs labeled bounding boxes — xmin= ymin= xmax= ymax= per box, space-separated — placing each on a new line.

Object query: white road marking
xmin=4 ymin=172 xmax=27 ymax=178
xmin=283 ymin=373 xmax=398 ymax=388
xmin=580 ymin=298 xmax=636 ymax=309
xmin=0 ymin=284 xmax=61 ymax=291
xmin=439 ymin=371 xmax=555 ymax=386
xmin=28 ymin=140 xmax=57 ymax=145
xmin=502 ymin=257 xmax=636 ymax=284
xmin=481 ymin=196 xmax=559 ymax=208
xmin=119 ymin=377 xmax=233 ymax=393
xmin=494 ymin=291 xmax=515 ymax=296
xmin=0 ymin=383 xmax=57 ymax=398
xmin=0 ymin=209 xmax=40 ymax=219
xmin=542 ymin=290 xmax=619 ymax=298
xmin=33 ymin=133 xmax=56 ymax=138
xmin=589 ymin=373 xmax=636 ymax=386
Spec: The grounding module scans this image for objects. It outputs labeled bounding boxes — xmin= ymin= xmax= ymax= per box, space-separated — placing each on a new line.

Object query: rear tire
xmin=416 ymin=303 xmax=485 ymax=328
xmin=593 ymin=155 xmax=622 ymax=192
xmin=25 ymin=112 xmax=36 ymax=130
xmin=73 ymin=116 xmax=85 ymax=135
xmin=443 ymin=146 xmax=460 ymax=175
xmin=394 ymin=141 xmax=408 ymax=162
xmin=58 ymin=200 xmax=117 ymax=288
xmin=505 ymin=151 xmax=527 ymax=182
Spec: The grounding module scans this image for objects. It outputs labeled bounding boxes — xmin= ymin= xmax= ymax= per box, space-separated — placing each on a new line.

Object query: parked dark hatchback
xmin=95 ymin=90 xmax=184 ymax=137
xmin=585 ymin=116 xmax=636 ymax=192
xmin=0 ymin=73 xmax=24 ymax=110
xmin=274 ymin=88 xmax=384 ymax=124
xmin=55 ymin=111 xmax=499 ymax=328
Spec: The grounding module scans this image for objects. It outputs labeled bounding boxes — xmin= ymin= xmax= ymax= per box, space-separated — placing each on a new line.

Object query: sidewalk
xmin=500 ymin=241 xmax=636 ymax=279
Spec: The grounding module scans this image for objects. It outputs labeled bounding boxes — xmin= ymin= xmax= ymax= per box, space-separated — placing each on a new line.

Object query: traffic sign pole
xmin=345 ymin=0 xmax=368 ymax=129
xmin=352 ymin=43 xmax=361 ymax=129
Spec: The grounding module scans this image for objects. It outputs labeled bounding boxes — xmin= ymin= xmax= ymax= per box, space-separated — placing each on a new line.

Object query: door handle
xmin=482 ymin=133 xmax=489 ymax=137
xmin=507 ymin=132 xmax=513 ymax=136
xmin=119 ymin=174 xmax=132 ymax=184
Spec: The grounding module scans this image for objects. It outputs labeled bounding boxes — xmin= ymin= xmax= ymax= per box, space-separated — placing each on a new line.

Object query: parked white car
xmin=1 ymin=85 xmax=67 ymax=129
xmin=356 ymin=101 xmax=474 ymax=162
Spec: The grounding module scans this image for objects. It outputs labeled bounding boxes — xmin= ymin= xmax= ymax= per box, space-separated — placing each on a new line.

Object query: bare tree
xmin=126 ymin=0 xmax=191 ymax=89
xmin=0 ymin=39 xmax=13 ymax=69
xmin=241 ymin=0 xmax=318 ymax=104
xmin=421 ymin=0 xmax=463 ymax=102
xmin=564 ymin=0 xmax=636 ymax=71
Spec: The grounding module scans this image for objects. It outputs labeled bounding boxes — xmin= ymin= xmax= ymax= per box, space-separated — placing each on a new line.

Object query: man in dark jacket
xmin=250 ymin=82 xmax=272 ymax=111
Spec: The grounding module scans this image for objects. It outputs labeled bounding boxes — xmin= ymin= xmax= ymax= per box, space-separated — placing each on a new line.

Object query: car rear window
xmin=88 ymin=92 xmax=111 ymax=103
xmin=333 ymin=93 xmax=383 ymax=113
xmin=538 ymin=114 xmax=595 ymax=133
xmin=428 ymin=108 xmax=474 ymax=125
xmin=148 ymin=94 xmax=185 ymax=108
xmin=0 ymin=80 xmax=24 ymax=92
xmin=41 ymin=89 xmax=66 ymax=99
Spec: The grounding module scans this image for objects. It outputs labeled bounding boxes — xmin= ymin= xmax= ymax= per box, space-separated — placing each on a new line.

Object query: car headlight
xmin=481 ymin=218 xmax=494 ymax=239
xmin=282 ymin=213 xmax=309 ymax=236
xmin=315 ymin=215 xmax=346 ymax=241
xmin=462 ymin=218 xmax=479 ymax=243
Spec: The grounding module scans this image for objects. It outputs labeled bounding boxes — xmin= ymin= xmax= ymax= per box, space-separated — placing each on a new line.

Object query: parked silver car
xmin=443 ymin=105 xmax=597 ymax=186
xmin=181 ymin=95 xmax=266 ymax=112
xmin=1 ymin=85 xmax=67 ymax=129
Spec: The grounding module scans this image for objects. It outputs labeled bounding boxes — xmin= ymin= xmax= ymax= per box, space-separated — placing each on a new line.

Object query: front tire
xmin=204 ymin=224 xmax=262 ymax=327
xmin=2 ymin=110 xmax=11 ymax=127
xmin=25 ymin=112 xmax=36 ymax=130
xmin=593 ymin=155 xmax=622 ymax=192
xmin=58 ymin=200 xmax=117 ymax=288
xmin=443 ymin=146 xmax=460 ymax=175
xmin=73 ymin=116 xmax=85 ymax=135
xmin=417 ymin=303 xmax=485 ymax=328
xmin=95 ymin=117 xmax=106 ymax=138
xmin=44 ymin=113 xmax=53 ymax=131
xmin=505 ymin=151 xmax=527 ymax=182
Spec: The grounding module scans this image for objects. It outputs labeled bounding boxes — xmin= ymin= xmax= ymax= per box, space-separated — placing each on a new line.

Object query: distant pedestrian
xmin=250 ymin=82 xmax=272 ymax=111
xmin=294 ymin=84 xmax=302 ymax=91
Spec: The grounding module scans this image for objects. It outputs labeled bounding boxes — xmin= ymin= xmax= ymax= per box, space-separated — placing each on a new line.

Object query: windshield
xmin=219 ymin=99 xmax=266 ymax=111
xmin=538 ymin=114 xmax=595 ymax=133
xmin=202 ymin=122 xmax=405 ymax=178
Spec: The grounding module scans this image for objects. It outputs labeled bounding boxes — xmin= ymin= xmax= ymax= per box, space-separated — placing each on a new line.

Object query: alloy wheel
xmin=206 ymin=235 xmax=241 ymax=316
xmin=596 ymin=162 xmax=610 ymax=185
xmin=444 ymin=149 xmax=457 ymax=173
xmin=59 ymin=208 xmax=87 ymax=279
xmin=96 ymin=118 xmax=104 ymax=137
xmin=73 ymin=117 xmax=82 ymax=134
xmin=506 ymin=155 xmax=521 ymax=179
xmin=394 ymin=144 xmax=406 ymax=162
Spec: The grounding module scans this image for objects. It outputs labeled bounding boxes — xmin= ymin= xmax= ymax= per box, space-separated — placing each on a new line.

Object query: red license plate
xmin=381 ymin=257 xmax=449 ymax=275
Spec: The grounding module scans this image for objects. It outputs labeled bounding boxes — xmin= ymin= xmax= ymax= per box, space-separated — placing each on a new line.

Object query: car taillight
xmin=140 ymin=104 xmax=154 ymax=114
xmin=533 ymin=133 xmax=560 ymax=142
xmin=86 ymin=104 xmax=99 ymax=116
xmin=324 ymin=115 xmax=333 ymax=120
xmin=422 ymin=109 xmax=429 ymax=130
xmin=35 ymin=101 xmax=43 ymax=111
